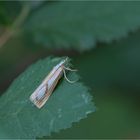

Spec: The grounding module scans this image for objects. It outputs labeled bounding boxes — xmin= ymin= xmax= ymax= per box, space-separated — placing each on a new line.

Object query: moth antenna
xmin=64 ymin=66 xmax=78 ymax=72
xmin=63 ymin=69 xmax=77 ymax=84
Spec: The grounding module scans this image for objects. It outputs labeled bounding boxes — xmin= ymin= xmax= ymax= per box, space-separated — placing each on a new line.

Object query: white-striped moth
xmin=30 ymin=57 xmax=77 ymax=109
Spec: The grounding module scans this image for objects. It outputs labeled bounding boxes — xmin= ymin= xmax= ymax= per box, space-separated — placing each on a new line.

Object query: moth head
xmin=62 ymin=57 xmax=71 ymax=67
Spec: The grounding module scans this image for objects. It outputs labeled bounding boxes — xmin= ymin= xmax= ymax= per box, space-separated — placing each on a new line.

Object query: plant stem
xmin=0 ymin=4 xmax=30 ymax=49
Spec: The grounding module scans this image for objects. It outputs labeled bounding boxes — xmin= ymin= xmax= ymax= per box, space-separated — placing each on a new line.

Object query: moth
xmin=30 ymin=57 xmax=77 ymax=109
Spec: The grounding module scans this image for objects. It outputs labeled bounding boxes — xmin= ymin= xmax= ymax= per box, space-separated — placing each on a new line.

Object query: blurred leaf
xmin=0 ymin=57 xmax=95 ymax=139
xmin=20 ymin=0 xmax=45 ymax=10
xmin=26 ymin=1 xmax=140 ymax=51
xmin=73 ymin=30 xmax=140 ymax=92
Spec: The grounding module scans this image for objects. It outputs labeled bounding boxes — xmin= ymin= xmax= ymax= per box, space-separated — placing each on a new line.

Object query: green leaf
xmin=0 ymin=57 xmax=95 ymax=139
xmin=20 ymin=0 xmax=45 ymax=10
xmin=73 ymin=30 xmax=140 ymax=92
xmin=48 ymin=91 xmax=140 ymax=139
xmin=25 ymin=1 xmax=140 ymax=51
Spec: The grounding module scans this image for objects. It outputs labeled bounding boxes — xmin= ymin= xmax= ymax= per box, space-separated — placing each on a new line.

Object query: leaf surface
xmin=26 ymin=1 xmax=140 ymax=51
xmin=0 ymin=57 xmax=95 ymax=139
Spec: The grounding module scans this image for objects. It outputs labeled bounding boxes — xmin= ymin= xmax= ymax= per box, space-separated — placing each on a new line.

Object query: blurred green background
xmin=0 ymin=1 xmax=140 ymax=139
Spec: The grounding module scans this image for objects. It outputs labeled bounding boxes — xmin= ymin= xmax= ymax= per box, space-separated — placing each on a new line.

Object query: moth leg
xmin=63 ymin=69 xmax=77 ymax=84
xmin=63 ymin=66 xmax=78 ymax=72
